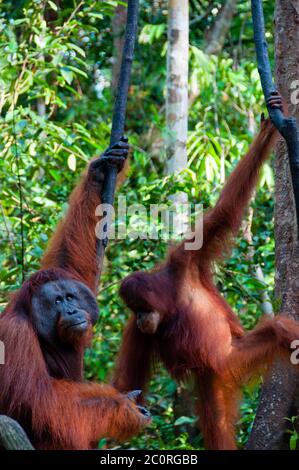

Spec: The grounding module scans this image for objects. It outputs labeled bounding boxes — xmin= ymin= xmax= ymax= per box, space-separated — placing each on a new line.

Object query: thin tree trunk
xmin=166 ymin=0 xmax=189 ymax=207
xmin=166 ymin=0 xmax=193 ymax=430
xmin=248 ymin=0 xmax=299 ymax=450
xmin=205 ymin=0 xmax=238 ymax=55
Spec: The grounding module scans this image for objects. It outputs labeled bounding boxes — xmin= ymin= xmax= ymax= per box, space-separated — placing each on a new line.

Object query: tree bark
xmin=0 ymin=416 xmax=34 ymax=450
xmin=167 ymin=0 xmax=193 ymax=428
xmin=166 ymin=0 xmax=189 ymax=202
xmin=112 ymin=2 xmax=128 ymax=94
xmin=247 ymin=0 xmax=299 ymax=450
xmin=205 ymin=0 xmax=238 ymax=55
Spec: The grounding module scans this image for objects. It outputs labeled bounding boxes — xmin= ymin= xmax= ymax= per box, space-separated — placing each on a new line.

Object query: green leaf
xmin=34 ymin=35 xmax=47 ymax=49
xmin=174 ymin=416 xmax=196 ymax=426
xmin=13 ymin=19 xmax=29 ymax=25
xmin=65 ymin=65 xmax=88 ymax=79
xmin=49 ymin=170 xmax=61 ymax=182
xmin=67 ymin=43 xmax=86 ymax=58
xmin=290 ymin=433 xmax=298 ymax=450
xmin=48 ymin=0 xmax=58 ymax=11
xmin=67 ymin=154 xmax=76 ymax=172
xmin=15 ymin=120 xmax=27 ymax=132
xmin=60 ymin=67 xmax=74 ymax=85
xmin=87 ymin=13 xmax=104 ymax=20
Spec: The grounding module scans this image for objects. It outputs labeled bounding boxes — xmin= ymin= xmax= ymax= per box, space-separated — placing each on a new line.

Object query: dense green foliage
xmin=0 ymin=0 xmax=278 ymax=449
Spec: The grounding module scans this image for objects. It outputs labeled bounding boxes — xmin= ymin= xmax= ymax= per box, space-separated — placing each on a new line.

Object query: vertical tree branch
xmin=167 ymin=0 xmax=194 ymax=424
xmin=96 ymin=0 xmax=139 ymax=287
xmin=248 ymin=0 xmax=299 ymax=450
xmin=166 ymin=0 xmax=189 ymax=210
xmin=205 ymin=0 xmax=238 ymax=55
xmin=112 ymin=2 xmax=128 ymax=94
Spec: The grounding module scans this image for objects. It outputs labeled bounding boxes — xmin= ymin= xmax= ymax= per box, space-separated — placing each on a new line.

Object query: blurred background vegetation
xmin=0 ymin=0 xmax=278 ymax=449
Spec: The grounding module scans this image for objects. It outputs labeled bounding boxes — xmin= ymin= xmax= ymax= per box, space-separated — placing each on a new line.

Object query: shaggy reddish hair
xmin=0 ymin=167 xmax=147 ymax=449
xmin=114 ymin=119 xmax=299 ymax=450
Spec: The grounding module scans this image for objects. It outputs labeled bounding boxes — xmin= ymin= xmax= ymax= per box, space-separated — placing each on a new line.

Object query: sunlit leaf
xmin=60 ymin=67 xmax=73 ymax=84
xmin=67 ymin=154 xmax=77 ymax=172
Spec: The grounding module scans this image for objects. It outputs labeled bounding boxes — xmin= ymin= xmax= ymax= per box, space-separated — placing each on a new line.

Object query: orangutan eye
xmin=66 ymin=294 xmax=74 ymax=301
xmin=55 ymin=296 xmax=63 ymax=304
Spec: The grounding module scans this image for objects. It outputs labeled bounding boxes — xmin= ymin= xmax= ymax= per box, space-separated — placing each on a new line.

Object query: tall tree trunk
xmin=112 ymin=2 xmax=128 ymax=94
xmin=166 ymin=0 xmax=195 ymax=437
xmin=248 ymin=0 xmax=299 ymax=450
xmin=166 ymin=0 xmax=189 ymax=205
xmin=205 ymin=0 xmax=238 ymax=55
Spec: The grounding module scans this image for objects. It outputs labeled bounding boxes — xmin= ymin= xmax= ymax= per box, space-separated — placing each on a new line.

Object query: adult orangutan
xmin=0 ymin=138 xmax=150 ymax=450
xmin=113 ymin=93 xmax=299 ymax=450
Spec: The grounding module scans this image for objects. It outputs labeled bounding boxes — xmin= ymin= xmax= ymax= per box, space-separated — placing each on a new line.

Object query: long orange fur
xmin=113 ymin=119 xmax=299 ymax=450
xmin=0 ymin=161 xmax=146 ymax=450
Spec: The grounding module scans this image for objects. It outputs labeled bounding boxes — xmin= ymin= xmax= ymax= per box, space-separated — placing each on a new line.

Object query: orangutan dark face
xmin=31 ymin=280 xmax=99 ymax=345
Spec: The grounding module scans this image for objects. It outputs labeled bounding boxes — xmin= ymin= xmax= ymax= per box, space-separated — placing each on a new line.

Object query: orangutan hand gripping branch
xmin=0 ymin=138 xmax=150 ymax=450
xmin=113 ymin=94 xmax=299 ymax=450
